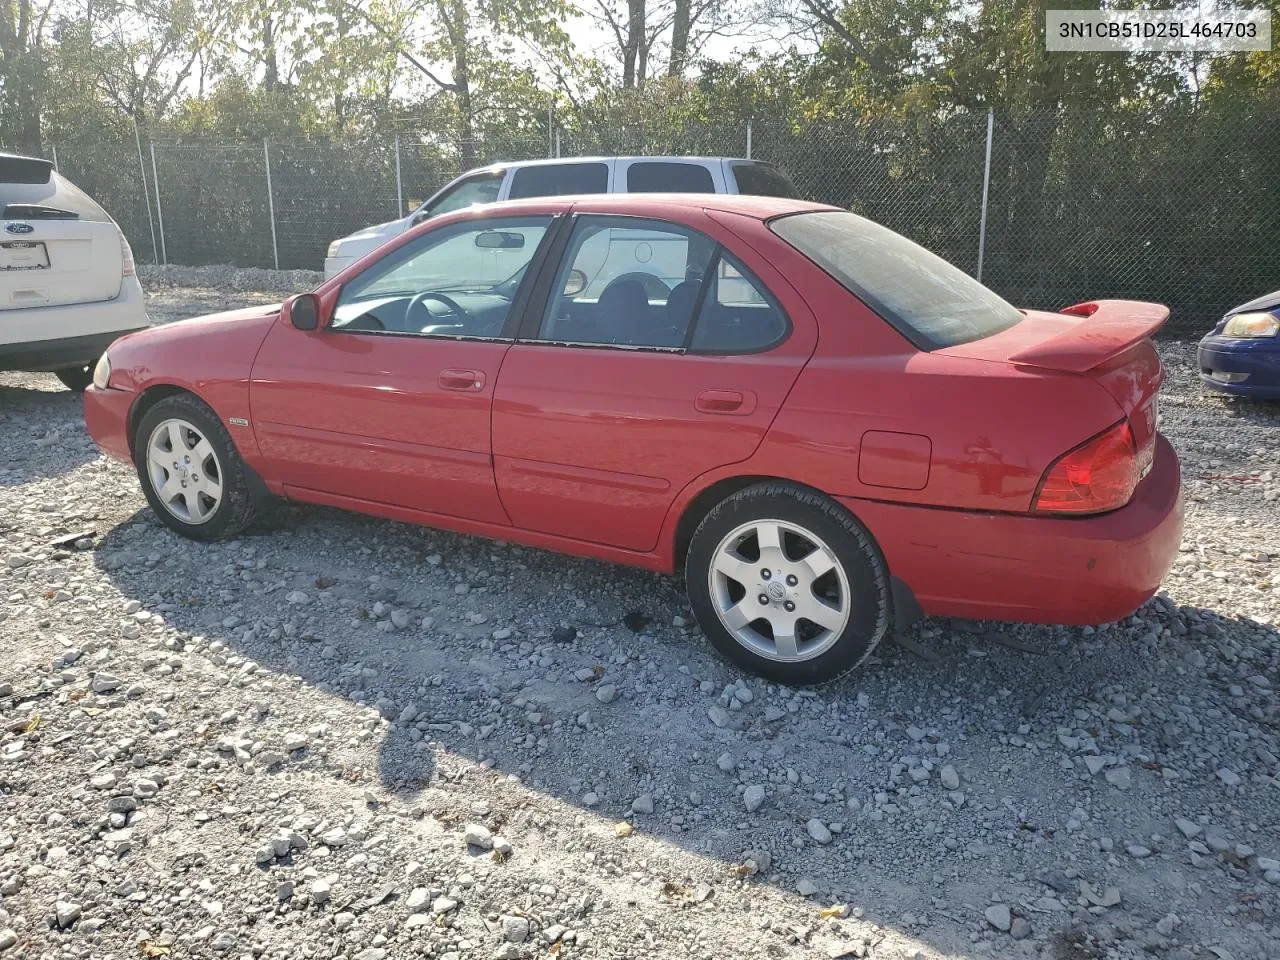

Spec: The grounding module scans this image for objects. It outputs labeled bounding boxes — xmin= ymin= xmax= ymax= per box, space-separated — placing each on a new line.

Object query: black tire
xmin=55 ymin=363 xmax=94 ymax=392
xmin=133 ymin=393 xmax=259 ymax=542
xmin=685 ymin=482 xmax=891 ymax=685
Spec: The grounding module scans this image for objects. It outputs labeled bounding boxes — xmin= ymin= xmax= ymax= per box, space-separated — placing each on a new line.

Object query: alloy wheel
xmin=707 ymin=519 xmax=851 ymax=662
xmin=146 ymin=418 xmax=224 ymax=525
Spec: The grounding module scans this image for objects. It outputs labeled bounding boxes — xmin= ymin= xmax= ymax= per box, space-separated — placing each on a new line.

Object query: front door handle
xmin=695 ymin=389 xmax=756 ymax=415
xmin=438 ymin=368 xmax=485 ymax=391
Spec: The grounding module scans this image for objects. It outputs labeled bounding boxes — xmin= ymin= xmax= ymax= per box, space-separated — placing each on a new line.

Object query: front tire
xmin=685 ymin=483 xmax=891 ymax=685
xmin=56 ymin=364 xmax=94 ymax=392
xmin=133 ymin=393 xmax=258 ymax=541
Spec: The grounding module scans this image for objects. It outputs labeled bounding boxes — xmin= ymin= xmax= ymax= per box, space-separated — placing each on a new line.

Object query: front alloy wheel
xmin=133 ymin=392 xmax=259 ymax=541
xmin=145 ymin=418 xmax=224 ymax=524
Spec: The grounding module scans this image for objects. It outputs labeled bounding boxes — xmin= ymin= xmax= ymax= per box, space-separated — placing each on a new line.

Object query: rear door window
xmin=509 ymin=163 xmax=609 ymax=200
xmin=731 ymin=161 xmax=800 ymax=198
xmin=626 ymin=161 xmax=715 ymax=193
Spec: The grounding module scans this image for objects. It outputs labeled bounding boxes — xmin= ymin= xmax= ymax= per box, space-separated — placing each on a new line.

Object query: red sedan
xmin=83 ymin=195 xmax=1183 ymax=684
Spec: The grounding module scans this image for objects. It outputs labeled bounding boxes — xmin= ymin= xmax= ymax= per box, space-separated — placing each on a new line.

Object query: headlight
xmin=1222 ymin=311 xmax=1280 ymax=338
xmin=326 ymin=240 xmax=341 ymax=258
xmin=92 ymin=354 xmax=112 ymax=390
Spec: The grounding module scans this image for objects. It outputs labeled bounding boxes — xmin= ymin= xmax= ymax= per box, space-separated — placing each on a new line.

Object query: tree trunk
xmin=448 ymin=0 xmax=475 ymax=168
xmin=262 ymin=13 xmax=279 ymax=90
xmin=622 ymin=0 xmax=644 ymax=88
xmin=668 ymin=0 xmax=690 ymax=77
xmin=0 ymin=0 xmax=45 ymax=154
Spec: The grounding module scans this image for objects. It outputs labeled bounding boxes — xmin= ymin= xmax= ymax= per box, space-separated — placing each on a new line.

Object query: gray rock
xmin=55 ymin=900 xmax=82 ymax=929
xmin=1010 ymin=917 xmax=1031 ymax=940
xmin=432 ymin=896 xmax=458 ymax=914
xmin=1104 ymin=766 xmax=1133 ymax=790
xmin=806 ymin=818 xmax=832 ymax=844
xmin=984 ymin=904 xmax=1012 ymax=932
xmin=1174 ymin=817 xmax=1202 ymax=839
xmin=1216 ymin=767 xmax=1241 ymax=787
xmin=406 ymin=888 xmax=430 ymax=912
xmin=0 ymin=929 xmax=16 ymax=952
xmin=708 ymin=705 xmax=730 ymax=727
xmin=743 ymin=784 xmax=766 ymax=813
xmin=939 ymin=764 xmax=960 ymax=791
xmin=631 ymin=793 xmax=654 ymax=815
xmin=310 ymin=879 xmax=331 ymax=904
xmin=464 ymin=823 xmax=493 ymax=849
xmin=502 ymin=915 xmax=530 ymax=942
xmin=594 ymin=684 xmax=617 ymax=704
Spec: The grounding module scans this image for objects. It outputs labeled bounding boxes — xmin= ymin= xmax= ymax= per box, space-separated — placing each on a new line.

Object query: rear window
xmin=509 ymin=162 xmax=609 ymax=199
xmin=771 ymin=210 xmax=1021 ymax=349
xmin=626 ymin=161 xmax=715 ymax=193
xmin=731 ymin=161 xmax=799 ymax=199
xmin=2 ymin=170 xmax=110 ymax=222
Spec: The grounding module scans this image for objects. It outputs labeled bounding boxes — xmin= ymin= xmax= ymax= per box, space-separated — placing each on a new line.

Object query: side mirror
xmin=412 ymin=210 xmax=431 ymax=226
xmin=287 ymin=293 xmax=323 ymax=331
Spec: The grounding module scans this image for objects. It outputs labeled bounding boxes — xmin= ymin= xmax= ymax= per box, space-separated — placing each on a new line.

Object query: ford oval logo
xmin=5 ymin=223 xmax=34 ymax=235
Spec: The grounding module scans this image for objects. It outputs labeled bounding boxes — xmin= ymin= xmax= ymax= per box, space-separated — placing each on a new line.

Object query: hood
xmin=1227 ymin=288 xmax=1280 ymax=316
xmin=112 ymin=302 xmax=281 ymax=355
xmin=336 ymin=218 xmax=406 ymax=249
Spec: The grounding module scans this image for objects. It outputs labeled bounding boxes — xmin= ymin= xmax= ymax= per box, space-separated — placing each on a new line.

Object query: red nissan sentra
xmin=83 ymin=195 xmax=1183 ymax=684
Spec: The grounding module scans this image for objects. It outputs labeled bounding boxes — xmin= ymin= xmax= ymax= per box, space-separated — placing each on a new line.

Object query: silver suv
xmin=323 ymin=156 xmax=799 ymax=278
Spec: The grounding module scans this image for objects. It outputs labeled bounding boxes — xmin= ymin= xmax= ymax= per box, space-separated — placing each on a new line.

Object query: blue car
xmin=1198 ymin=288 xmax=1280 ymax=399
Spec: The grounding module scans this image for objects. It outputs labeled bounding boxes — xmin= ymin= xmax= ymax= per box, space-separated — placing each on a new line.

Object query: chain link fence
xmin=41 ymin=105 xmax=1280 ymax=337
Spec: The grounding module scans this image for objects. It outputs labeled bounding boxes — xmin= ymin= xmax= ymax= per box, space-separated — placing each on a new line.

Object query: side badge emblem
xmin=229 ymin=417 xmax=249 ymax=427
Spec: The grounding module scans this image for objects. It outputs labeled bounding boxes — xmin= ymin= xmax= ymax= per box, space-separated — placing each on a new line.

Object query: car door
xmin=250 ymin=214 xmax=556 ymax=523
xmin=491 ymin=210 xmax=817 ymax=552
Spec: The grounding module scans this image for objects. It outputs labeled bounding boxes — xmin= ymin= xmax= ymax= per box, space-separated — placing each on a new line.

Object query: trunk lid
xmin=940 ymin=300 xmax=1168 ymax=479
xmin=2 ymin=166 xmax=124 ymax=310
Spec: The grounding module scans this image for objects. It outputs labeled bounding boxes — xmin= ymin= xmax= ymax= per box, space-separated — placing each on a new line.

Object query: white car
xmin=324 ymin=156 xmax=799 ymax=278
xmin=1 ymin=153 xmax=148 ymax=391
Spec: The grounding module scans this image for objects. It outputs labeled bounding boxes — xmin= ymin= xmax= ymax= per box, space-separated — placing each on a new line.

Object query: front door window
xmin=333 ymin=217 xmax=551 ymax=338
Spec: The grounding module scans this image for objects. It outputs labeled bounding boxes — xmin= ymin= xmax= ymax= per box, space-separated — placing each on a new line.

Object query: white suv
xmin=324 ymin=156 xmax=799 ymax=278
xmin=1 ymin=153 xmax=148 ymax=390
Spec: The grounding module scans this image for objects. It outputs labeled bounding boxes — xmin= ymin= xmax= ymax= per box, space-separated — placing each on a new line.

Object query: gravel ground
xmin=1 ymin=271 xmax=1278 ymax=960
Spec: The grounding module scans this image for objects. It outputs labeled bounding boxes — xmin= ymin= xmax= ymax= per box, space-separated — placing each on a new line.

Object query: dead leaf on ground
xmin=138 ymin=942 xmax=173 ymax=957
xmin=613 ymin=822 xmax=633 ymax=838
xmin=22 ymin=715 xmax=40 ymax=733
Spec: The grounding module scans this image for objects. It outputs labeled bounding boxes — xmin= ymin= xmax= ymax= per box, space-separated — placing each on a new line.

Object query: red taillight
xmin=1033 ymin=419 xmax=1139 ymax=515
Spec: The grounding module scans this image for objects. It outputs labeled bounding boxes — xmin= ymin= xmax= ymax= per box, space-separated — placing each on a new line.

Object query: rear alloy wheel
xmin=55 ymin=363 xmax=94 ymax=392
xmin=686 ymin=483 xmax=891 ymax=685
xmin=134 ymin=393 xmax=258 ymax=541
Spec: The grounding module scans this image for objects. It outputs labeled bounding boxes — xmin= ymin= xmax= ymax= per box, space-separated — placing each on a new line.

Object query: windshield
xmin=770 ymin=210 xmax=1021 ymax=349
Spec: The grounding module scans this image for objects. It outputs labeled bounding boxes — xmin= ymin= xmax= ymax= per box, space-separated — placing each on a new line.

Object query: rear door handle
xmin=695 ymin=389 xmax=756 ymax=415
xmin=438 ymin=368 xmax=485 ymax=391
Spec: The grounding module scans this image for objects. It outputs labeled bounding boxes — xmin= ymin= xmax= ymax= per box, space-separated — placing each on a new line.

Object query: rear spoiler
xmin=1009 ymin=300 xmax=1169 ymax=374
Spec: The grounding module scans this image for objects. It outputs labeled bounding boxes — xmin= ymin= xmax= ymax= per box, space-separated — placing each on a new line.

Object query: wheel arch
xmin=127 ymin=383 xmax=193 ymax=456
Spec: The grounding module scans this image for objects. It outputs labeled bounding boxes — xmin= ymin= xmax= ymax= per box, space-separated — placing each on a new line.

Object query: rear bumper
xmin=83 ymin=384 xmax=136 ymax=464
xmin=0 ymin=276 xmax=148 ymax=371
xmin=1197 ymin=337 xmax=1280 ymax=399
xmin=842 ymin=434 xmax=1184 ymax=625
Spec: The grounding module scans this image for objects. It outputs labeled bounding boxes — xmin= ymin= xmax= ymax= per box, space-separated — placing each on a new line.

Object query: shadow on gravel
xmin=91 ymin=500 xmax=1280 ymax=957
xmin=0 ymin=377 xmax=97 ymax=485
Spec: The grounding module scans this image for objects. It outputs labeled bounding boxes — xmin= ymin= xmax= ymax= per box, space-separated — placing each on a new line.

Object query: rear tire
xmin=685 ymin=482 xmax=891 ymax=685
xmin=133 ymin=393 xmax=258 ymax=542
xmin=55 ymin=364 xmax=94 ymax=392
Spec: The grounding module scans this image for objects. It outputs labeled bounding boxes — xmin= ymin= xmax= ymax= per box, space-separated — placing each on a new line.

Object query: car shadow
xmin=0 ymin=376 xmax=98 ymax=485
xmin=90 ymin=498 xmax=1280 ymax=957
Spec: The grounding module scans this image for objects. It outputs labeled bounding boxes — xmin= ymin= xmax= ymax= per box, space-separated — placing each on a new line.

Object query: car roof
xmin=456 ymin=193 xmax=837 ymax=222
xmin=468 ymin=156 xmax=776 ymax=174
